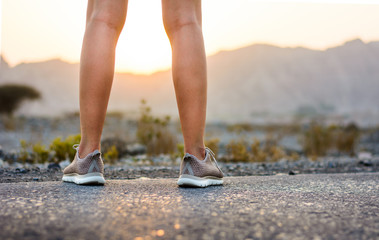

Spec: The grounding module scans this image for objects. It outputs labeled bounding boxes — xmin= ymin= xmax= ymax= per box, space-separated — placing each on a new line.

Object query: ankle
xmin=185 ymin=146 xmax=206 ymax=160
xmin=78 ymin=142 xmax=100 ymax=159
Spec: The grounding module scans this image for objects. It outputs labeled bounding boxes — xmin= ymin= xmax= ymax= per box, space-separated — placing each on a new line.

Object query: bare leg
xmin=162 ymin=0 xmax=207 ymax=160
xmin=78 ymin=0 xmax=127 ymax=158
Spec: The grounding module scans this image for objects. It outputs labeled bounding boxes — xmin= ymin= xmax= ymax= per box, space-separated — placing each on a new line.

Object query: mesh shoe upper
xmin=63 ymin=145 xmax=104 ymax=175
xmin=179 ymin=147 xmax=223 ymax=178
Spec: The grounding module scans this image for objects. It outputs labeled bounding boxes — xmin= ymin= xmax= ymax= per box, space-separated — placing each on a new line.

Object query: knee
xmin=88 ymin=7 xmax=126 ymax=34
xmin=163 ymin=13 xmax=201 ymax=38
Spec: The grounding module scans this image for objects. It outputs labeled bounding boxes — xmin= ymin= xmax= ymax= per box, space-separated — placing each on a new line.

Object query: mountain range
xmin=1 ymin=39 xmax=379 ymax=124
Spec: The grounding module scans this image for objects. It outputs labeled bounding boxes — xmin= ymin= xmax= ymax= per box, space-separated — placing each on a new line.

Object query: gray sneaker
xmin=177 ymin=147 xmax=223 ymax=187
xmin=62 ymin=144 xmax=105 ymax=185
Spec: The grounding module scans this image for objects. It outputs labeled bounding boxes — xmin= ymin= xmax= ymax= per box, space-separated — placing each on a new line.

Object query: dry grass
xmin=302 ymin=122 xmax=360 ymax=158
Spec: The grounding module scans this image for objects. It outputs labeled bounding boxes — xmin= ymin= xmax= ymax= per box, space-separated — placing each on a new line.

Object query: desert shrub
xmin=262 ymin=134 xmax=286 ymax=162
xmin=19 ymin=140 xmax=49 ymax=164
xmin=103 ymin=145 xmax=119 ymax=164
xmin=289 ymin=152 xmax=300 ymax=161
xmin=225 ymin=139 xmax=250 ymax=162
xmin=19 ymin=139 xmax=33 ymax=163
xmin=49 ymin=134 xmax=81 ymax=162
xmin=334 ymin=123 xmax=359 ymax=156
xmin=18 ymin=135 xmax=80 ymax=163
xmin=32 ymin=143 xmax=49 ymax=163
xmin=49 ymin=138 xmax=67 ymax=161
xmin=269 ymin=146 xmax=286 ymax=162
xmin=303 ymin=123 xmax=332 ymax=158
xmin=302 ymin=122 xmax=360 ymax=158
xmin=223 ymin=133 xmax=297 ymax=163
xmin=0 ymin=84 xmax=40 ymax=116
xmin=101 ymin=137 xmax=127 ymax=157
xmin=250 ymin=139 xmax=267 ymax=162
xmin=250 ymin=137 xmax=288 ymax=162
xmin=136 ymin=100 xmax=177 ymax=155
xmin=205 ymin=138 xmax=220 ymax=158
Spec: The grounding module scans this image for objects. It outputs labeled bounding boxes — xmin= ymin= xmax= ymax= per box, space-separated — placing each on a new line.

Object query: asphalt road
xmin=1 ymin=173 xmax=378 ymax=240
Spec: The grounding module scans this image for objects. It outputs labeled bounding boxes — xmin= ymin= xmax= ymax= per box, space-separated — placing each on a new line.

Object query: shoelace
xmin=205 ymin=147 xmax=224 ymax=174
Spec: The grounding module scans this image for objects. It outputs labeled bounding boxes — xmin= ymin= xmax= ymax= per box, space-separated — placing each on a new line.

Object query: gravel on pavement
xmin=0 ymin=172 xmax=378 ymax=240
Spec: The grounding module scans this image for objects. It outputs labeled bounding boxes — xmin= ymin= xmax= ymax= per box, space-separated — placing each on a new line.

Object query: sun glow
xmin=115 ymin=0 xmax=172 ymax=74
xmin=2 ymin=0 xmax=379 ymax=74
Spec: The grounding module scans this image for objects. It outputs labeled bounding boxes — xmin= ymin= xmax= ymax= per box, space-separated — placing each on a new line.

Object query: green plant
xmin=49 ymin=134 xmax=81 ymax=162
xmin=288 ymin=152 xmax=300 ymax=161
xmin=302 ymin=122 xmax=360 ymax=158
xmin=250 ymin=138 xmax=267 ymax=162
xmin=225 ymin=139 xmax=250 ymax=162
xmin=18 ymin=134 xmax=81 ymax=164
xmin=334 ymin=123 xmax=359 ymax=156
xmin=303 ymin=122 xmax=332 ymax=158
xmin=136 ymin=100 xmax=177 ymax=155
xmin=103 ymin=145 xmax=119 ymax=164
xmin=269 ymin=146 xmax=286 ymax=162
xmin=250 ymin=137 xmax=288 ymax=162
xmin=18 ymin=140 xmax=49 ymax=164
xmin=19 ymin=139 xmax=32 ymax=163
xmin=101 ymin=137 xmax=127 ymax=158
xmin=32 ymin=143 xmax=49 ymax=163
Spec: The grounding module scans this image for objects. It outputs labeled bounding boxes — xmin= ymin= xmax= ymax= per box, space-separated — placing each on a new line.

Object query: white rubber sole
xmin=177 ymin=174 xmax=223 ymax=187
xmin=62 ymin=172 xmax=105 ymax=185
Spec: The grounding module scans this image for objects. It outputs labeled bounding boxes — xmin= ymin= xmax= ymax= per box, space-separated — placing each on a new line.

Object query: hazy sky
xmin=1 ymin=0 xmax=379 ymax=74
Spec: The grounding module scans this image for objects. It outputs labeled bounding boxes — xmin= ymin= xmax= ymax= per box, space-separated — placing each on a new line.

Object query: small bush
xmin=101 ymin=137 xmax=127 ymax=157
xmin=49 ymin=134 xmax=81 ymax=162
xmin=289 ymin=152 xmax=300 ymax=161
xmin=269 ymin=146 xmax=286 ymax=162
xmin=250 ymin=137 xmax=288 ymax=162
xmin=225 ymin=139 xmax=250 ymax=162
xmin=302 ymin=122 xmax=360 ymax=158
xmin=223 ymin=134 xmax=297 ymax=163
xmin=103 ymin=145 xmax=119 ymax=164
xmin=334 ymin=123 xmax=359 ymax=156
xmin=303 ymin=123 xmax=332 ymax=158
xmin=32 ymin=143 xmax=49 ymax=163
xmin=18 ymin=140 xmax=50 ymax=164
xmin=136 ymin=100 xmax=177 ymax=155
xmin=19 ymin=139 xmax=33 ymax=163
xmin=250 ymin=139 xmax=267 ymax=162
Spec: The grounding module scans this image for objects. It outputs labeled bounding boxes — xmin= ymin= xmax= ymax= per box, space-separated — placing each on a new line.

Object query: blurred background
xmin=1 ymin=0 xmax=379 ymax=167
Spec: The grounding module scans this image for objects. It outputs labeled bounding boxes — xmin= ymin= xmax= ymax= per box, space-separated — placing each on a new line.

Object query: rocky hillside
xmin=1 ymin=39 xmax=378 ymax=123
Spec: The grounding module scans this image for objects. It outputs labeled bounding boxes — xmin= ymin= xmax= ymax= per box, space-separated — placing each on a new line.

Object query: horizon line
xmin=1 ymin=37 xmax=378 ymax=75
